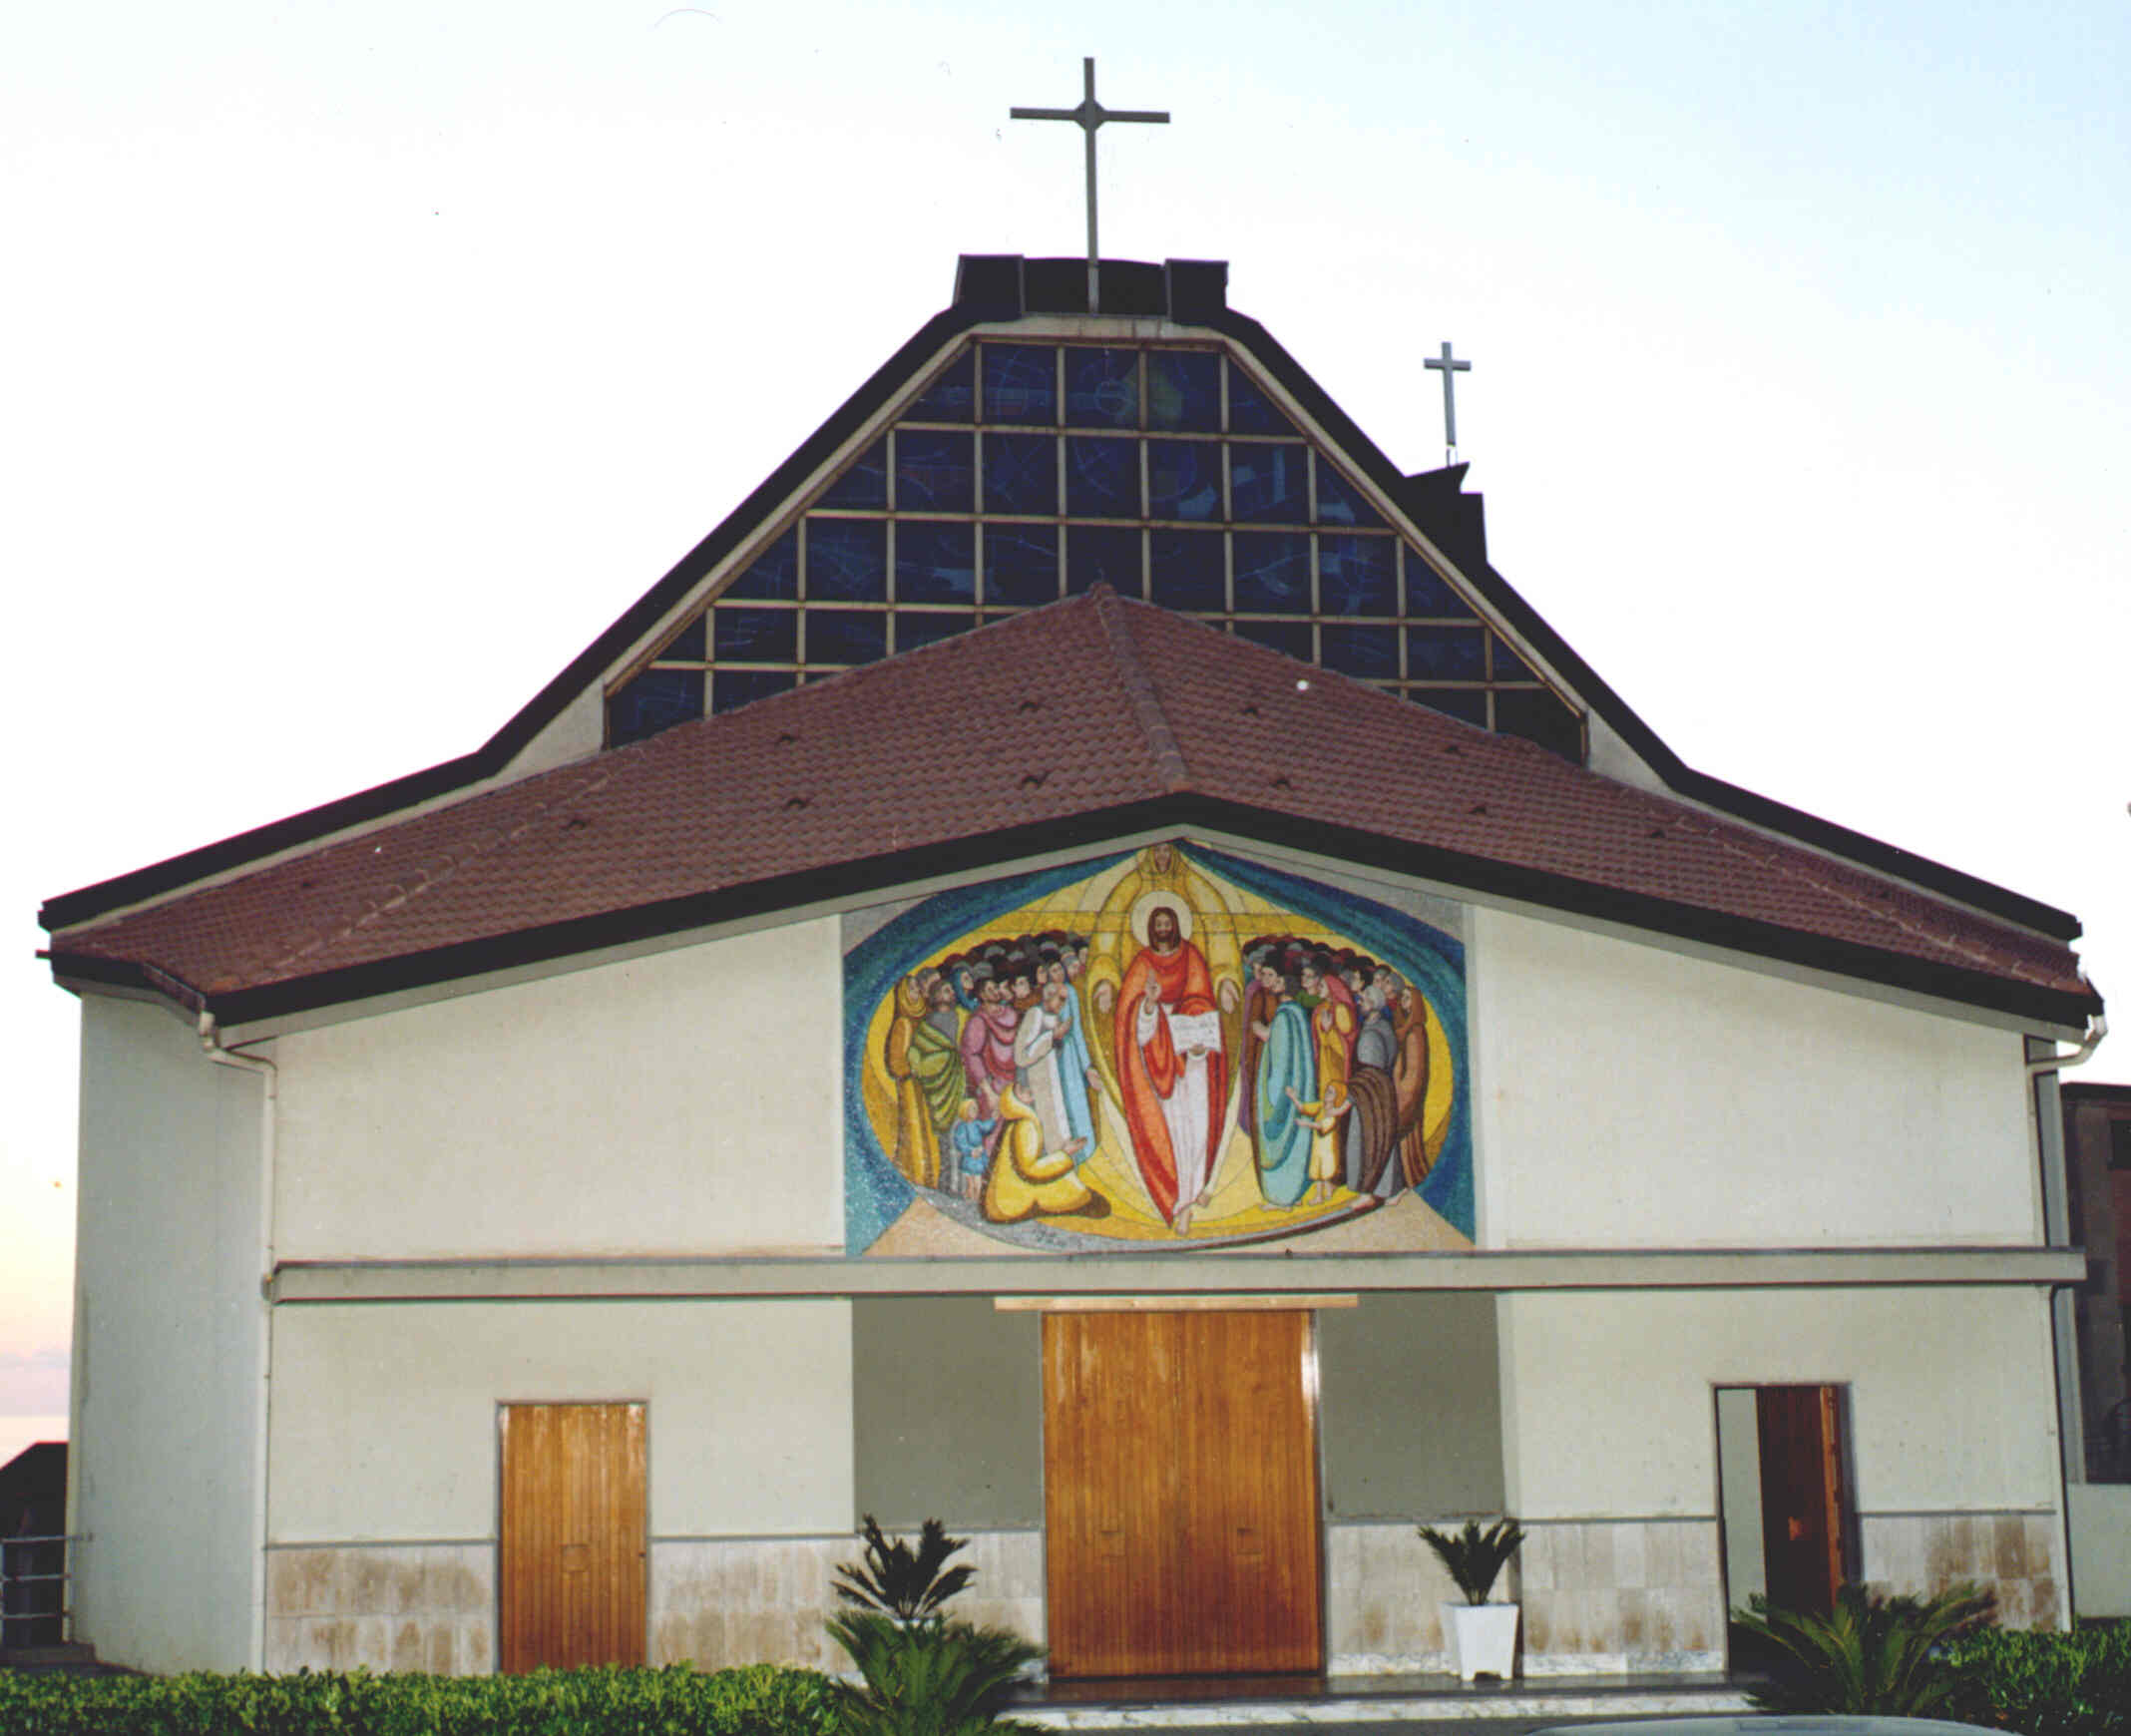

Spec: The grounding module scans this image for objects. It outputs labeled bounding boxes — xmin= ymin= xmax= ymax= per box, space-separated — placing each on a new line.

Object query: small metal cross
xmin=1011 ymin=58 xmax=1169 ymax=314
xmin=1425 ymin=340 xmax=1473 ymax=457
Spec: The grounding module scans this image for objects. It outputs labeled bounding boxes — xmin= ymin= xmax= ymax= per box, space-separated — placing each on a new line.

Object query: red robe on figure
xmin=1113 ymin=936 xmax=1228 ymax=1222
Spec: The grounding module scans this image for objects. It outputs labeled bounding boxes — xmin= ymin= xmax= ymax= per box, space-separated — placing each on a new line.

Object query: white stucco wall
xmin=1472 ymin=907 xmax=2038 ymax=1248
xmin=272 ymin=918 xmax=842 ymax=1260
xmin=71 ymin=996 xmax=265 ymax=1672
xmin=268 ymin=1299 xmax=854 ymax=1542
xmin=1497 ymin=1287 xmax=2060 ymax=1519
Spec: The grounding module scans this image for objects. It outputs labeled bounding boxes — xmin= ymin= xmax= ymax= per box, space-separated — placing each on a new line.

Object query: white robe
xmin=1015 ymin=1007 xmax=1072 ymax=1154
xmin=1136 ymin=998 xmax=1216 ymax=1210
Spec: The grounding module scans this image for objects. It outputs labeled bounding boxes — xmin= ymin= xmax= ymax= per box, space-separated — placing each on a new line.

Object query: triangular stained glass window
xmin=606 ymin=339 xmax=1582 ymax=761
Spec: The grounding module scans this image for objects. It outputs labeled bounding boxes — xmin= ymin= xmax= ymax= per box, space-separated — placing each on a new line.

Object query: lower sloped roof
xmin=47 ymin=589 xmax=2097 ymax=1029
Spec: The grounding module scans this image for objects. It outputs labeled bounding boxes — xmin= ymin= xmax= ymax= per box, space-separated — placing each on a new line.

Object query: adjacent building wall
xmin=71 ymin=997 xmax=265 ymax=1672
xmin=272 ymin=919 xmax=843 ymax=1261
xmin=1473 ymin=907 xmax=2038 ymax=1248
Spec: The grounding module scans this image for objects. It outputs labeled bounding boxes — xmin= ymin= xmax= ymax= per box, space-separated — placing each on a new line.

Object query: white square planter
xmin=1441 ymin=1599 xmax=1519 ymax=1681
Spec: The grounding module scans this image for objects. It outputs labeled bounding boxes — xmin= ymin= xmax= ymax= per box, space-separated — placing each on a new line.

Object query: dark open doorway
xmin=1715 ymin=1384 xmax=1854 ymax=1670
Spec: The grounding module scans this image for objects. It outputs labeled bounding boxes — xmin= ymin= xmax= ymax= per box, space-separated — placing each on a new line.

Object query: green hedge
xmin=0 ymin=1662 xmax=837 ymax=1736
xmin=1942 ymin=1621 xmax=2131 ymax=1736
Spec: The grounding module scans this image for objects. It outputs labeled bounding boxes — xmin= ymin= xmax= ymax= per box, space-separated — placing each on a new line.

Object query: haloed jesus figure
xmin=1111 ymin=904 xmax=1230 ymax=1231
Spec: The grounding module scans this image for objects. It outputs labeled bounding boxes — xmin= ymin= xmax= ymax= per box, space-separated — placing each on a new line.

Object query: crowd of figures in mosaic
xmin=845 ymin=844 xmax=1473 ymax=1253
xmin=610 ymin=341 xmax=1583 ymax=761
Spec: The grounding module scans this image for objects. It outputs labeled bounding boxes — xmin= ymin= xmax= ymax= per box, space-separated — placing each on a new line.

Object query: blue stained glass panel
xmin=1148 ymin=529 xmax=1225 ymax=613
xmin=984 ymin=432 xmax=1058 ymax=516
xmin=806 ymin=609 xmax=889 ymax=665
xmin=895 ymin=429 xmax=974 ymax=513
xmin=987 ymin=524 xmax=1060 ymax=606
xmin=1488 ymin=634 xmax=1529 ymax=680
xmin=726 ymin=529 xmax=798 ymax=601
xmin=906 ymin=350 xmax=975 ymax=422
xmin=1314 ymin=457 xmax=1384 ymax=528
xmin=1066 ymin=436 xmax=1141 ymax=519
xmin=610 ymin=667 xmax=702 ymax=745
xmin=1404 ymin=551 xmax=1476 ymax=619
xmin=1318 ymin=535 xmax=1399 ymax=616
xmin=712 ymin=606 xmax=798 ymax=663
xmin=1229 ymin=442 xmax=1308 ymax=522
xmin=712 ymin=668 xmax=797 ymax=714
xmin=1066 ymin=526 xmax=1142 ymax=597
xmin=1321 ymin=624 xmax=1400 ymax=679
xmin=983 ymin=343 xmax=1056 ymax=424
xmin=1233 ymin=532 xmax=1312 ymax=614
xmin=1406 ymin=625 xmax=1487 ymax=681
xmin=658 ymin=615 xmax=706 ymax=661
xmin=1494 ymin=687 xmax=1583 ymax=761
xmin=1065 ymin=346 xmax=1139 ymax=428
xmin=1147 ymin=349 xmax=1222 ymax=431
xmin=1233 ymin=618 xmax=1314 ymax=660
xmin=806 ymin=518 xmax=888 ymax=603
xmin=896 ymin=611 xmax=975 ymax=651
xmin=1227 ymin=362 xmax=1298 ymax=436
xmin=1147 ymin=440 xmax=1223 ymax=521
xmin=1411 ymin=686 xmax=1489 ymax=726
xmin=896 ymin=521 xmax=976 ymax=605
xmin=818 ymin=437 xmax=889 ymax=509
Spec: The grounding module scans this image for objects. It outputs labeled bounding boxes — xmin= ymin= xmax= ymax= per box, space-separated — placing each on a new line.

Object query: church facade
xmin=43 ymin=256 xmax=2098 ymax=1679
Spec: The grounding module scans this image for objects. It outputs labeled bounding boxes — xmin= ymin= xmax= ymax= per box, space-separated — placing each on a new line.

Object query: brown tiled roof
xmin=50 ymin=590 xmax=2096 ymax=1027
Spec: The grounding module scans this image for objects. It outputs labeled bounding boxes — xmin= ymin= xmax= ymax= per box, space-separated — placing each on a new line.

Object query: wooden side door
xmin=1756 ymin=1385 xmax=1848 ymax=1616
xmin=1043 ymin=1310 xmax=1321 ymax=1678
xmin=499 ymin=1402 xmax=646 ymax=1671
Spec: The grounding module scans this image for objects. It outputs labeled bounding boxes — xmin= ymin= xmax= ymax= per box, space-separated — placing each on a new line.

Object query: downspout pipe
xmin=2028 ymin=1014 xmax=2107 ymax=1076
xmin=200 ymin=1009 xmax=276 ymax=1673
xmin=2025 ymin=1015 xmax=2103 ymax=1625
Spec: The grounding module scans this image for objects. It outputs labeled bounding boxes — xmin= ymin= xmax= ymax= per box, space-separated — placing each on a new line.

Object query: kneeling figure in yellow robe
xmin=983 ymin=1088 xmax=1110 ymax=1224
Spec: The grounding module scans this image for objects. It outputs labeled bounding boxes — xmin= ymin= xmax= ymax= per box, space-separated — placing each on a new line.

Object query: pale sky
xmin=4 ymin=0 xmax=2126 ymax=1464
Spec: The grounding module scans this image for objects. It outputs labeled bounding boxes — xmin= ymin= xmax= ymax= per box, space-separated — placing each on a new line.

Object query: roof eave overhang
xmin=48 ymin=794 xmax=2101 ymax=1036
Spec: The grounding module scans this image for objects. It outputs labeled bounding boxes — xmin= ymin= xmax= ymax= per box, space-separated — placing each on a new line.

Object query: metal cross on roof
xmin=1425 ymin=340 xmax=1473 ymax=458
xmin=1011 ymin=57 xmax=1169 ymax=315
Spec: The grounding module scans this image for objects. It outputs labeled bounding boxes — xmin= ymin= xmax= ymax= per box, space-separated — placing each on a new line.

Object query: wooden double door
xmin=1043 ymin=1310 xmax=1322 ymax=1678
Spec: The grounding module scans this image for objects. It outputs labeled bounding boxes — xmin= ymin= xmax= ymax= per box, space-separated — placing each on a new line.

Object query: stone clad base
xmin=254 ymin=1514 xmax=2062 ymax=1679
xmin=1511 ymin=1519 xmax=1726 ymax=1675
xmin=651 ymin=1528 xmax=1047 ymax=1671
xmin=1325 ymin=1521 xmax=1460 ymax=1673
xmin=1327 ymin=1518 xmax=1723 ymax=1676
xmin=1860 ymin=1512 xmax=2064 ymax=1629
xmin=265 ymin=1543 xmax=493 ymax=1674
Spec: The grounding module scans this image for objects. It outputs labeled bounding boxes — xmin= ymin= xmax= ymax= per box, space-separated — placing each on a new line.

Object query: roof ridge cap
xmin=1091 ymin=590 xmax=1191 ymax=794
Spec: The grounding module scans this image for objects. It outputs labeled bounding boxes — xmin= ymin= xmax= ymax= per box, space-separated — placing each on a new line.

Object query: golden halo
xmin=1127 ymin=891 xmax=1195 ymax=948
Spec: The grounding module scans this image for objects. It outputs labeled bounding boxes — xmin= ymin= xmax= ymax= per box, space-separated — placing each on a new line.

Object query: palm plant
xmin=1734 ymin=1580 xmax=1995 ymax=1715
xmin=834 ymin=1516 xmax=977 ymax=1621
xmin=826 ymin=1610 xmax=1044 ymax=1736
xmin=1417 ymin=1517 xmax=1528 ymax=1604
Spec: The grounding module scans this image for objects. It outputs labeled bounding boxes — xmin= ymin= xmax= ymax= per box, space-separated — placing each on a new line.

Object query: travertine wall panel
xmin=648 ymin=1530 xmax=1043 ymax=1671
xmin=264 ymin=1544 xmax=493 ymax=1674
xmin=1516 ymin=1519 xmax=1725 ymax=1675
xmin=1860 ymin=1512 xmax=2064 ymax=1630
